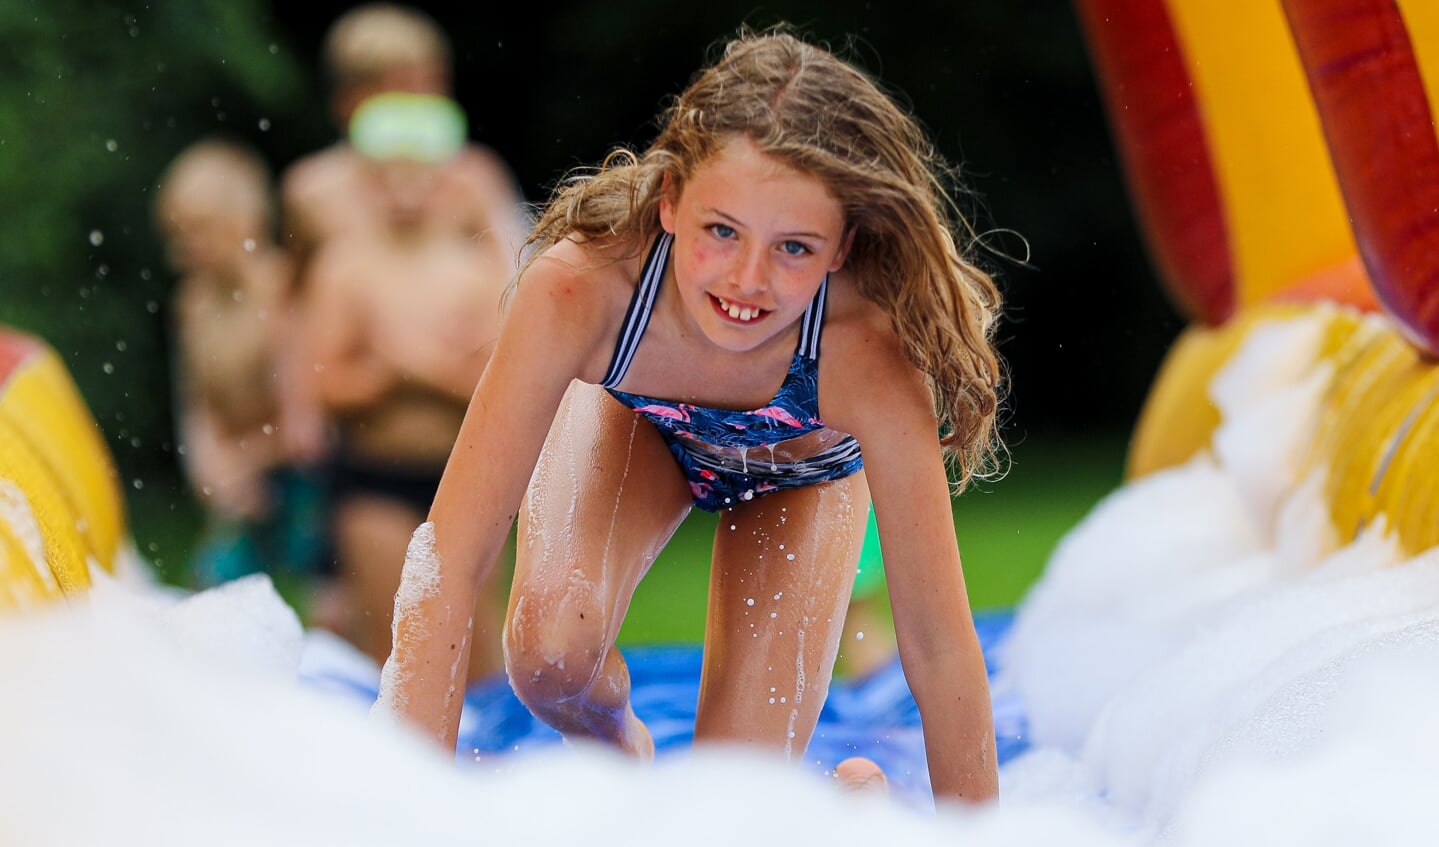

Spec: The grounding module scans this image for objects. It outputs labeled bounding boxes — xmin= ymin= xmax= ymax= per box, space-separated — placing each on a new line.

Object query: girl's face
xmin=660 ymin=136 xmax=851 ymax=353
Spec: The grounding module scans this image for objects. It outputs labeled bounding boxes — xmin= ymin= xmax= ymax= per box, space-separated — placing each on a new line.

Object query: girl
xmin=375 ymin=30 xmax=1004 ymax=804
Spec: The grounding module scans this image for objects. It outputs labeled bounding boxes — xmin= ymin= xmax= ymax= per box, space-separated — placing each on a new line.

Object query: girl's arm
xmin=825 ymin=322 xmax=999 ymax=805
xmin=374 ymin=247 xmax=617 ymax=749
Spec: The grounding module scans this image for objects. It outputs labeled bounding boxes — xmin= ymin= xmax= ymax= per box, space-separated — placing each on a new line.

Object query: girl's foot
xmin=834 ymin=757 xmax=889 ymax=798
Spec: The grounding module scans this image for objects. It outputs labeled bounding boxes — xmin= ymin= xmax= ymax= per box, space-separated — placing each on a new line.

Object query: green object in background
xmin=852 ymin=505 xmax=885 ymax=599
xmin=349 ymin=93 xmax=467 ymax=163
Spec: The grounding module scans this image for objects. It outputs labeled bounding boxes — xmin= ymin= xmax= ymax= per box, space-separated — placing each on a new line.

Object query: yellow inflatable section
xmin=0 ymin=327 xmax=126 ymax=608
xmin=1104 ymin=0 xmax=1439 ymax=559
xmin=1131 ymin=301 xmax=1438 ymax=557
xmin=1163 ymin=0 xmax=1359 ymax=305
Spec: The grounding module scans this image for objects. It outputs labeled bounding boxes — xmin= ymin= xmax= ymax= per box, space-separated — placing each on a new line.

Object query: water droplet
xmin=262 ymin=423 xmax=275 ymax=435
xmin=132 ymin=478 xmax=144 ymax=490
xmin=268 ymin=44 xmax=279 ymax=54
xmin=258 ymin=118 xmax=271 ymax=131
xmin=768 ymin=697 xmax=776 ymax=704
xmin=243 ymin=238 xmax=256 ymax=252
xmin=146 ymin=300 xmax=159 ymax=313
xmin=786 ymin=553 xmax=795 ymax=561
xmin=115 ymin=340 xmax=127 ymax=351
xmin=104 ymin=139 xmax=117 ymax=152
xmin=89 ymin=230 xmax=104 ymax=246
xmin=856 ymin=632 xmax=865 ymax=640
xmin=745 ymin=598 xmax=755 ymax=606
xmin=102 ymin=362 xmax=114 ymax=374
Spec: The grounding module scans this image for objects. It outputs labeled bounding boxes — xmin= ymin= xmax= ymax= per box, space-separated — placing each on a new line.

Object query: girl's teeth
xmin=715 ymin=296 xmax=761 ymax=322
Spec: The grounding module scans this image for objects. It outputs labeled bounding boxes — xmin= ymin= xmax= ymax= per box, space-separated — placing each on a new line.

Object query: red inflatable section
xmin=1283 ymin=0 xmax=1439 ymax=358
xmin=1075 ymin=0 xmax=1236 ymax=325
xmin=0 ymin=328 xmax=41 ymax=389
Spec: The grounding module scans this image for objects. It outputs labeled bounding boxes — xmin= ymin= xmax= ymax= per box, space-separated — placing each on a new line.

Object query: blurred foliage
xmin=0 ymin=1 xmax=312 ymax=499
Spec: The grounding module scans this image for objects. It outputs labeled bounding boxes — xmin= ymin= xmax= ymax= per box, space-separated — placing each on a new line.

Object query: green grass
xmin=124 ymin=433 xmax=1128 ymax=646
xmin=617 ymin=433 xmax=1127 ymax=644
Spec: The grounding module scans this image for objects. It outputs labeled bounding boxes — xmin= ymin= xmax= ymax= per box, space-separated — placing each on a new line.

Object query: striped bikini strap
xmin=796 ymin=275 xmax=829 ymax=361
xmin=601 ymin=233 xmax=672 ymax=388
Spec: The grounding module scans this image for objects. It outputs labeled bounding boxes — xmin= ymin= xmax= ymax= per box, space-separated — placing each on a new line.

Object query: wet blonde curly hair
xmin=526 ymin=30 xmax=1005 ymax=487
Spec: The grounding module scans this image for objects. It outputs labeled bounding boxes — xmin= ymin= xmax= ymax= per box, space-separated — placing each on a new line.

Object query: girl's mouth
xmin=712 ymin=295 xmax=769 ymax=324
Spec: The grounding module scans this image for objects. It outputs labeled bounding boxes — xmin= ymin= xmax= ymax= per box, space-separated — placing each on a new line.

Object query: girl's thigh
xmin=509 ymin=381 xmax=693 ymax=652
xmin=696 ymin=471 xmax=871 ymax=753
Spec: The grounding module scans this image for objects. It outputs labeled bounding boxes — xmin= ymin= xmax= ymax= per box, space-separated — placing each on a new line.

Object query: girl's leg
xmin=695 ymin=472 xmax=871 ymax=757
xmin=504 ymin=382 xmax=692 ymax=756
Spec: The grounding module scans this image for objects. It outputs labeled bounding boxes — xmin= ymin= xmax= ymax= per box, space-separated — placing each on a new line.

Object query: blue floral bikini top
xmin=601 ymin=233 xmax=854 ymax=453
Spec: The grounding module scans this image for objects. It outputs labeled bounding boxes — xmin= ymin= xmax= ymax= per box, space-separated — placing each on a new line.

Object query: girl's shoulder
xmin=521 ymin=235 xmax=649 ymax=306
xmin=821 ymin=269 xmax=906 ymax=365
xmin=511 ymin=235 xmax=653 ymax=380
xmin=818 ymin=270 xmax=930 ymax=434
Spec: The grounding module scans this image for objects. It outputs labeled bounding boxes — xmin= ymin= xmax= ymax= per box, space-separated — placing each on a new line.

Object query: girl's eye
xmin=779 ymin=240 xmax=811 ymax=257
xmin=709 ymin=223 xmax=737 ymax=240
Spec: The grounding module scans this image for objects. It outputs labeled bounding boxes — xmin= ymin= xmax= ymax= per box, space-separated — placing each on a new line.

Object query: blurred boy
xmin=155 ymin=140 xmax=317 ymax=585
xmin=277 ymin=2 xmax=527 ymax=465
xmin=299 ymin=93 xmax=513 ymax=680
xmin=281 ymin=3 xmax=526 ymax=267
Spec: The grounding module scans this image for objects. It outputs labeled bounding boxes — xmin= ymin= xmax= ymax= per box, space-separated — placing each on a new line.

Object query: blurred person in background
xmin=281 ymin=2 xmax=527 ymax=278
xmin=296 ymin=91 xmax=514 ymax=681
xmin=278 ymin=4 xmax=527 ymax=467
xmin=155 ymin=139 xmax=324 ymax=590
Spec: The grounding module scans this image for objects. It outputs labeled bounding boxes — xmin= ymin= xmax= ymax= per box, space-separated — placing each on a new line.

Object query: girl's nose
xmin=732 ymin=248 xmax=768 ymax=296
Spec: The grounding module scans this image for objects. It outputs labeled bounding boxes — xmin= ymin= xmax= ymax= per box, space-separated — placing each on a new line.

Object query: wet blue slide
xmin=303 ymin=611 xmax=1027 ymax=804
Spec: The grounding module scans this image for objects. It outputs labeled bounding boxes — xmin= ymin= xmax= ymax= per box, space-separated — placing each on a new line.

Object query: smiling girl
xmin=374 ymin=30 xmax=1004 ymax=804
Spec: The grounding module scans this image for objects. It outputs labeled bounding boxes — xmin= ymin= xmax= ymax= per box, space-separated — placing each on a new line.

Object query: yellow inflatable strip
xmin=1398 ymin=0 xmax=1439 ymax=142
xmin=1164 ymin=0 xmax=1358 ymax=305
xmin=0 ymin=415 xmax=91 ymax=600
xmin=1127 ymin=302 xmax=1311 ymax=479
xmin=0 ymin=342 xmax=124 ymax=573
xmin=1299 ymin=316 xmax=1389 ymax=474
xmin=1316 ymin=335 xmax=1434 ymax=543
xmin=1371 ymin=377 xmax=1439 ymax=555
xmin=0 ymin=490 xmax=50 ymax=606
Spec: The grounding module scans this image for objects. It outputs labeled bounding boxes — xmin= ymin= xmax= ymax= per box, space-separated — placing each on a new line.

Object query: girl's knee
xmin=503 ymin=609 xmax=609 ymax=708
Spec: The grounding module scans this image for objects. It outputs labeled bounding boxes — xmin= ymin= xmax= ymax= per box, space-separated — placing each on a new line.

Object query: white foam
xmin=1002 ymin=310 xmax=1439 ymax=839
xmin=372 ymin=521 xmax=443 ymax=721
xmin=0 ymin=573 xmax=1124 ymax=847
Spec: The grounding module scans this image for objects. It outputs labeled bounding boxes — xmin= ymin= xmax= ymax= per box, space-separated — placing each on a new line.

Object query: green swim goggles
xmin=349 ymin=92 xmax=467 ymax=163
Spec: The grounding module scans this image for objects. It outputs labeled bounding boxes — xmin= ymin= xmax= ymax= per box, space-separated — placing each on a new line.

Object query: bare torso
xmin=175 ymin=250 xmax=291 ymax=443
xmin=307 ymin=227 xmax=510 ymax=466
xmin=283 ymin=143 xmax=524 ymax=267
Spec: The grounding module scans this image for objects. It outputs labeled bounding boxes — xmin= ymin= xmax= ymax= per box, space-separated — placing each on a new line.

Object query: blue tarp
xmin=304 ymin=611 xmax=1028 ymax=805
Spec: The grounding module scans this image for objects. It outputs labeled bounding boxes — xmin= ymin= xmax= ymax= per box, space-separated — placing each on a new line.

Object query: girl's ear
xmin=659 ymin=173 xmax=678 ymax=235
xmin=829 ymin=225 xmax=858 ymax=272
